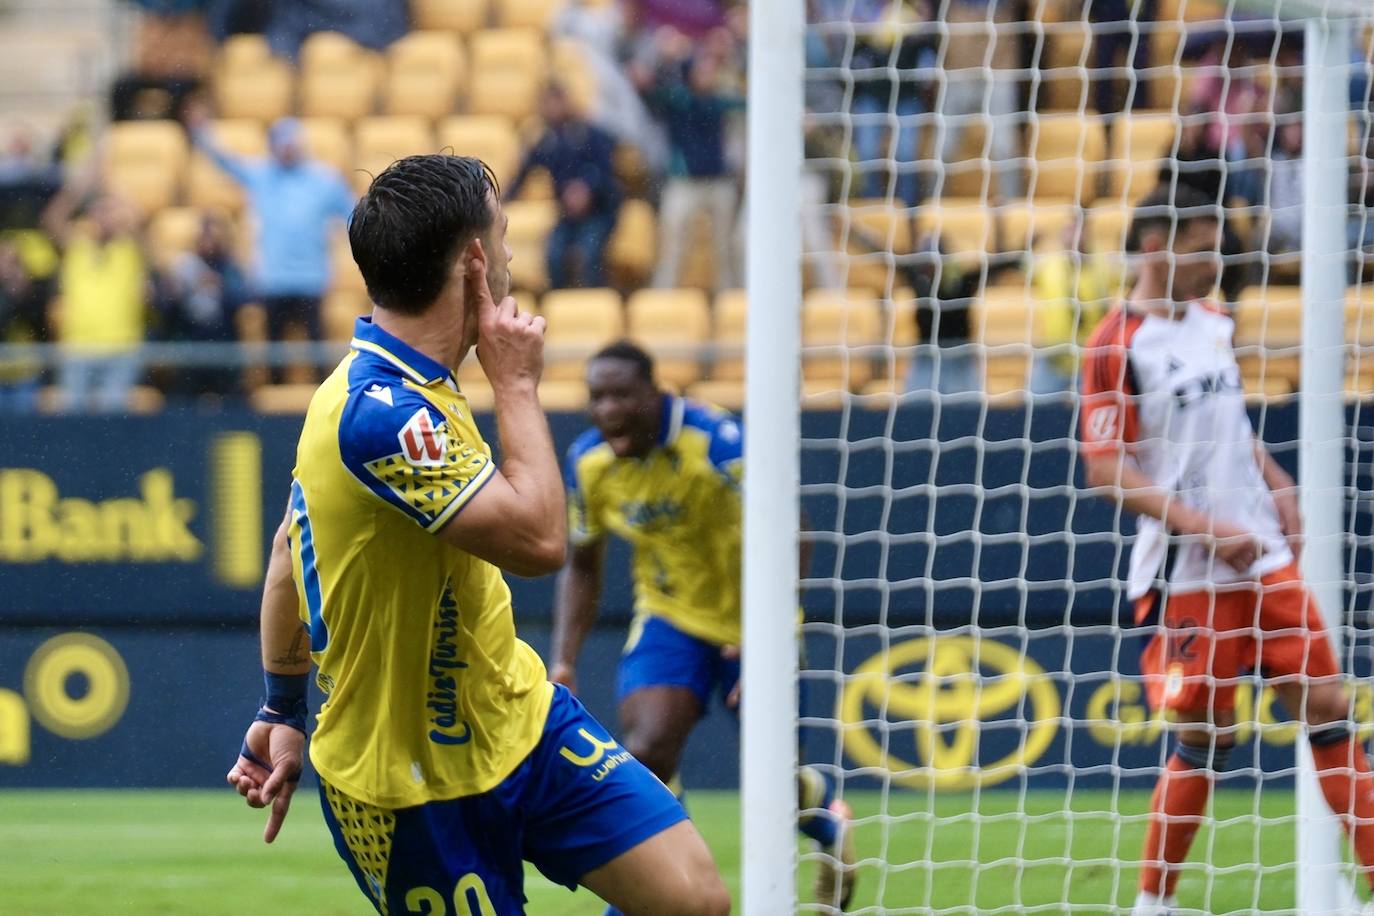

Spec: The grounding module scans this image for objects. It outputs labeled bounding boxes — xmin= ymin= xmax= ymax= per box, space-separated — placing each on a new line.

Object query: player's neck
xmin=1127 ymin=278 xmax=1187 ymax=321
xmin=371 ymin=303 xmax=467 ymax=373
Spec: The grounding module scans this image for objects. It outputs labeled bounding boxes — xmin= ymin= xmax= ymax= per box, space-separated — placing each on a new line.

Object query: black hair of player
xmin=1127 ymin=184 xmax=1221 ymax=255
xmin=589 ymin=340 xmax=655 ymax=384
xmin=348 ymin=155 xmax=500 ymax=315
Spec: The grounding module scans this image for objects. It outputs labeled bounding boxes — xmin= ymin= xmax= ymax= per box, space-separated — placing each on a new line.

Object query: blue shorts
xmin=617 ymin=615 xmax=740 ymax=710
xmin=318 ymin=685 xmax=687 ymax=915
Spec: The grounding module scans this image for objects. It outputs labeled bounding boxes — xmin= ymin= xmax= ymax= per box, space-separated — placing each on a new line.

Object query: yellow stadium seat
xmin=147 ymin=207 xmax=204 ymax=268
xmin=916 ymin=202 xmax=990 ymax=255
xmin=542 ymin=288 xmax=624 ymax=381
xmin=538 ymin=380 xmax=590 ymax=411
xmin=712 ymin=289 xmax=747 ymax=380
xmin=214 ymin=57 xmax=293 ymax=122
xmin=1347 ymin=287 xmax=1374 ymax=349
xmin=412 ymin=0 xmax=490 ymax=34
xmin=1000 ymin=202 xmax=1075 ymax=253
xmin=504 ymin=198 xmax=558 ymax=293
xmin=219 ymin=34 xmax=270 ymax=69
xmin=187 ymin=118 xmax=266 ymax=211
xmin=846 ymin=201 xmax=915 ymax=255
xmin=301 ymin=63 xmax=379 ymax=120
xmin=301 ymin=31 xmax=362 ymax=69
xmin=323 ymin=289 xmax=369 ymax=342
xmin=607 ymin=198 xmax=658 ymax=286
xmin=468 ymin=29 xmax=546 ymax=119
xmin=1086 ymin=204 xmax=1132 ymax=255
xmin=250 ymin=384 xmax=319 ymax=415
xmin=496 ymin=0 xmax=562 ymax=29
xmin=626 ymin=289 xmax=710 ymax=388
xmin=470 ymin=28 xmax=544 ymax=74
xmin=803 ymin=289 xmax=881 ymax=389
xmin=1028 ymin=113 xmax=1107 ymax=203
xmin=104 ymin=120 xmax=189 ymax=214
xmin=934 ymin=123 xmax=991 ymax=200
xmin=686 ymin=379 xmax=744 ymax=412
xmin=975 ymin=289 xmax=1035 ymax=390
xmin=551 ymin=38 xmax=597 ymax=115
xmin=352 ymin=116 xmax=435 ymax=194
xmin=331 ymin=229 xmax=367 ymax=293
xmin=437 ymin=115 xmax=519 ymax=186
xmin=385 ymin=31 xmax=466 ymax=118
xmin=468 ymin=67 xmax=544 ymax=120
xmin=1234 ymin=287 xmax=1302 ymax=350
xmin=1107 ymin=113 xmax=1176 ymax=203
xmin=300 ymin=117 xmax=353 ymax=178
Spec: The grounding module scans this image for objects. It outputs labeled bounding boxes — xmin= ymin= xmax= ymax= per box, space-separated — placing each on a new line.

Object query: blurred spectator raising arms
xmin=846 ymin=0 xmax=936 ymax=207
xmin=0 ymin=239 xmax=50 ymax=413
xmin=187 ymin=101 xmax=354 ymax=347
xmin=507 ymin=84 xmax=623 ymax=289
xmin=157 ymin=211 xmax=254 ymax=396
xmin=638 ymin=29 xmax=745 ymax=291
xmin=41 ymin=174 xmax=148 ymax=413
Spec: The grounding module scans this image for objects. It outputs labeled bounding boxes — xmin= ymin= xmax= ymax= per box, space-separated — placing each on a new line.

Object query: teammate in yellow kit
xmin=552 ymin=342 xmax=856 ymax=912
xmin=224 ymin=155 xmax=728 ymax=916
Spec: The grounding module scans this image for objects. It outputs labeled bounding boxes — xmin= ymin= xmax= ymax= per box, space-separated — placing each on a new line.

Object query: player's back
xmin=567 ymin=396 xmax=743 ymax=646
xmin=290 ymin=317 xmax=551 ymax=808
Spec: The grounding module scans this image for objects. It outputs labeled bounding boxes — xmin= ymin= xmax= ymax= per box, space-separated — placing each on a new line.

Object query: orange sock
xmin=1311 ymin=734 xmax=1374 ymax=889
xmin=1139 ymin=753 xmax=1213 ymax=897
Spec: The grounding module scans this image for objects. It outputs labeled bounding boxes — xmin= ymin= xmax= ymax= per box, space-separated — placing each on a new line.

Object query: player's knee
xmin=1176 ymin=737 xmax=1233 ymax=772
xmin=674 ymin=872 xmax=730 ymax=916
xmin=625 ymin=735 xmax=678 ymax=784
xmin=1304 ymin=684 xmax=1351 ymax=727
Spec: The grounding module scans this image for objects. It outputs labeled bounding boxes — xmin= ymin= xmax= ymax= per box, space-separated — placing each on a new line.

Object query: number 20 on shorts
xmin=405 ymin=872 xmax=496 ymax=916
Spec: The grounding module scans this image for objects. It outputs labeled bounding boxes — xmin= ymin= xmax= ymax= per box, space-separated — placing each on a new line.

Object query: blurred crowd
xmin=1 ymin=0 xmax=1373 ymax=412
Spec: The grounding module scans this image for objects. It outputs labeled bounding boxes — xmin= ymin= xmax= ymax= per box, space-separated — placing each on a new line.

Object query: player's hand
xmin=1206 ymin=519 xmax=1264 ymax=574
xmin=227 ymin=718 xmax=304 ymax=844
xmin=1273 ymin=487 xmax=1303 ymax=563
xmin=468 ymin=244 xmax=545 ymax=392
xmin=550 ymin=662 xmax=577 ymax=694
xmin=721 ymin=645 xmax=741 ymax=710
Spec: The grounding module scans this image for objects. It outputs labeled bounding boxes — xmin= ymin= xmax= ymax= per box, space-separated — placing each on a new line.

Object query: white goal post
xmin=743 ymin=0 xmax=1374 ymax=913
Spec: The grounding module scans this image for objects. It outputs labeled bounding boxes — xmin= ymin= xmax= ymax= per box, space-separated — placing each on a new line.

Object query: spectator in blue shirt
xmin=507 ymin=84 xmax=622 ymax=289
xmin=187 ymin=103 xmax=354 ymax=345
xmin=637 ymin=30 xmax=745 ymax=290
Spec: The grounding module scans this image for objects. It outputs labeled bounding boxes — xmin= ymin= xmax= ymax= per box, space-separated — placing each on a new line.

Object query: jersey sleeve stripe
xmin=425 ymin=458 xmax=497 ymax=533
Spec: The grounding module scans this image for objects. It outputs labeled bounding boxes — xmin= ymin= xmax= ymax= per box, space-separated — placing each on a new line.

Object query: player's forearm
xmin=1084 ymin=454 xmax=1211 ymax=537
xmin=490 ymin=384 xmax=568 ymax=564
xmin=260 ymin=516 xmax=310 ymax=676
xmin=1254 ymin=440 xmax=1296 ymax=493
xmin=552 ymin=561 xmax=602 ymax=669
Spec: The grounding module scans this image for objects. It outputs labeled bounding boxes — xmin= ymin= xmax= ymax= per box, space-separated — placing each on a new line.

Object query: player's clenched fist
xmin=467 ymin=244 xmax=545 ymax=390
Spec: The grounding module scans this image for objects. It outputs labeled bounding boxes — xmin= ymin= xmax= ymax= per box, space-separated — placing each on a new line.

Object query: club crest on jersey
xmin=1087 ymin=405 xmax=1119 ymax=441
xmin=398 ymin=407 xmax=447 ymax=467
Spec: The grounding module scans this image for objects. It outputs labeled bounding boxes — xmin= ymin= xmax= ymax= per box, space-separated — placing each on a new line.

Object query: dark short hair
xmin=1127 ymin=183 xmax=1221 ymax=254
xmin=589 ymin=340 xmax=655 ymax=383
xmin=348 ymin=155 xmax=499 ymax=314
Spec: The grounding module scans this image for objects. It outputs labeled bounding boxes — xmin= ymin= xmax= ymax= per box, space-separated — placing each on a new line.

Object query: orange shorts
xmin=1138 ymin=563 xmax=1340 ymax=714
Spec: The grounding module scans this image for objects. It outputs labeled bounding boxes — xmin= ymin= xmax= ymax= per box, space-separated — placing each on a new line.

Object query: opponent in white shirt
xmin=1079 ymin=184 xmax=1374 ymax=915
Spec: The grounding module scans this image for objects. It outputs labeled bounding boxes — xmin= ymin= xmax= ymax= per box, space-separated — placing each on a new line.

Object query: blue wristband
xmin=259 ymin=671 xmax=309 ymax=734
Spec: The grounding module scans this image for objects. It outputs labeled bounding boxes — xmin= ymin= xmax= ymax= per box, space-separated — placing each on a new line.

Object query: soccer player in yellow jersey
xmin=224 ymin=155 xmax=729 ymax=916
xmin=551 ymin=342 xmax=857 ymax=913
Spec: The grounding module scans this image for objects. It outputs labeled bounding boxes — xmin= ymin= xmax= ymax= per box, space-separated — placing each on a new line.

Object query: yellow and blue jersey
xmin=566 ymin=395 xmax=743 ymax=647
xmin=290 ymin=316 xmax=552 ymax=809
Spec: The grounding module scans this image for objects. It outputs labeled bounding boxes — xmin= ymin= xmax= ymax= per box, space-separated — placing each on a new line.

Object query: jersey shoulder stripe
xmin=337 ymin=356 xmax=494 ymax=532
xmin=679 ymin=398 xmax=743 ymax=477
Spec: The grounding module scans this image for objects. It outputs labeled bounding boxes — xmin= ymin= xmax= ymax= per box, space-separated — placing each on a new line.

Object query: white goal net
xmin=755 ymin=1 xmax=1374 ymax=912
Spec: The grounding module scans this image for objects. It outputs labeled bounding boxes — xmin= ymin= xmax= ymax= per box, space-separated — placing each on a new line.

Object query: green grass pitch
xmin=0 ymin=788 xmax=1312 ymax=914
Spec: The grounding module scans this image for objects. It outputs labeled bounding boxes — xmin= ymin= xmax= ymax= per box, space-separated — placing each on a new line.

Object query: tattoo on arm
xmin=270 ymin=624 xmax=312 ymax=669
